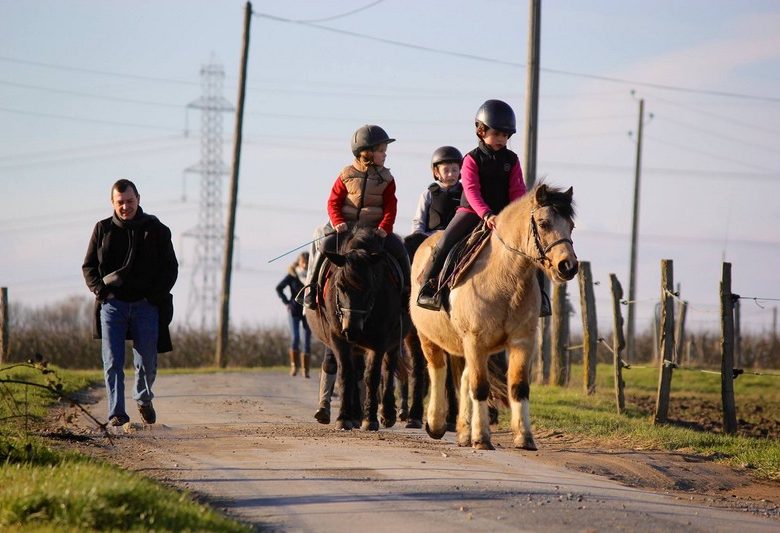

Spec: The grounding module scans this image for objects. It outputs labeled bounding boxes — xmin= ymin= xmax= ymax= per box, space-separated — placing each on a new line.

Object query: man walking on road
xmin=82 ymin=179 xmax=178 ymax=427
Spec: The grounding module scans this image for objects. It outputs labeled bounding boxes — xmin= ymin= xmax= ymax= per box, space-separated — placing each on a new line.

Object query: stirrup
xmin=416 ymin=283 xmax=442 ymax=311
xmin=297 ymin=284 xmax=317 ymax=309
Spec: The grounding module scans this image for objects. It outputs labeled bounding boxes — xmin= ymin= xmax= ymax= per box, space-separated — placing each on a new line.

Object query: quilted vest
xmin=339 ymin=165 xmax=393 ymax=226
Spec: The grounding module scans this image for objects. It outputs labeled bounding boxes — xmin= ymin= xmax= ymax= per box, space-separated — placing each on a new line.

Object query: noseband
xmin=494 ymin=206 xmax=573 ymax=265
xmin=334 ymin=270 xmax=377 ymax=323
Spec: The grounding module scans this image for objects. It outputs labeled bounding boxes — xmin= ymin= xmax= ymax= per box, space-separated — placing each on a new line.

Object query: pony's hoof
xmin=381 ymin=413 xmax=396 ymax=429
xmin=424 ymin=422 xmax=446 ymax=440
xmin=361 ymin=419 xmax=379 ymax=431
xmin=314 ymin=407 xmax=330 ymax=425
xmin=513 ymin=434 xmax=537 ymax=451
xmin=473 ymin=440 xmax=495 ymax=451
xmin=398 ymin=408 xmax=409 ymax=422
xmin=335 ymin=419 xmax=353 ymax=431
xmin=405 ymin=418 xmax=423 ymax=429
xmin=457 ymin=436 xmax=471 ymax=447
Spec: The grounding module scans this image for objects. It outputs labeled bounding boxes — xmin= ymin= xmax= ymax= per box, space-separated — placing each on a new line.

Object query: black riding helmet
xmin=351 ymin=124 xmax=395 ymax=157
xmin=430 ymin=146 xmax=463 ymax=169
xmin=475 ymin=99 xmax=516 ymax=134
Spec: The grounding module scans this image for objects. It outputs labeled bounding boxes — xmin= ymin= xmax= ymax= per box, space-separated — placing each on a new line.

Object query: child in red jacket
xmin=303 ymin=124 xmax=410 ymax=309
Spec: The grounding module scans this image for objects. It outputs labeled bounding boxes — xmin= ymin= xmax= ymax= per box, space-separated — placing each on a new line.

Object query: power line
xmin=252 ymin=12 xmax=780 ymax=103
xmin=653 ymin=96 xmax=780 ymax=137
xmin=293 ymin=0 xmax=385 ymax=23
xmin=0 ymin=135 xmax=182 ymax=162
xmin=645 ymin=134 xmax=779 ymax=174
xmin=0 ymin=55 xmax=196 ymax=86
xmin=656 ymin=114 xmax=779 ymax=155
xmin=0 ymin=105 xmax=183 ymax=132
xmin=0 ymin=79 xmax=186 ymax=108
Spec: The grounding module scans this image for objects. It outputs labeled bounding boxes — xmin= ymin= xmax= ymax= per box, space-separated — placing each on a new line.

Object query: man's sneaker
xmin=138 ymin=402 xmax=156 ymax=424
xmin=109 ymin=414 xmax=130 ymax=427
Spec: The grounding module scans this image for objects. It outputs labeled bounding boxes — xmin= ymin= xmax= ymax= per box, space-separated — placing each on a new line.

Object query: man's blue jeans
xmin=100 ymin=298 xmax=159 ymax=421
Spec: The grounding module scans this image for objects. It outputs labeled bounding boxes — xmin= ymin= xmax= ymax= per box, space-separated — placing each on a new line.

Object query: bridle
xmin=334 ymin=263 xmax=377 ymax=324
xmin=494 ymin=206 xmax=573 ymax=266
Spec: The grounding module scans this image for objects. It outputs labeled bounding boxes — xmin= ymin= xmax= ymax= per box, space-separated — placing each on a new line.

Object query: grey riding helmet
xmin=475 ymin=99 xmax=516 ymax=134
xmin=430 ymin=146 xmax=463 ymax=169
xmin=351 ymin=125 xmax=395 ymax=157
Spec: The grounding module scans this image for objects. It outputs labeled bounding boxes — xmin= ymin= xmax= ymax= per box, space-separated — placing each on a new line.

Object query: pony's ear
xmin=564 ymin=186 xmax=573 ymax=201
xmin=324 ymin=251 xmax=346 ymax=267
xmin=535 ymin=184 xmax=548 ymax=205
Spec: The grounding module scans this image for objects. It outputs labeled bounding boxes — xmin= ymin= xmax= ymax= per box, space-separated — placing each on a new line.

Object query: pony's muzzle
xmin=342 ymin=315 xmax=365 ymax=340
xmin=557 ymin=257 xmax=579 ymax=280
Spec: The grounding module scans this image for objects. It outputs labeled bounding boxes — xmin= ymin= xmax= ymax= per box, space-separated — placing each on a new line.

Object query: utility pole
xmin=216 ymin=1 xmax=252 ymax=367
xmin=626 ymin=98 xmax=644 ymax=363
xmin=523 ymin=0 xmax=551 ymax=372
xmin=523 ymin=0 xmax=541 ymax=190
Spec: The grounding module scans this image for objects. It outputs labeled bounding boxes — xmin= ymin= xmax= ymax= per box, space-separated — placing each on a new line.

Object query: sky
xmin=1 ymin=0 xmax=779 ymax=336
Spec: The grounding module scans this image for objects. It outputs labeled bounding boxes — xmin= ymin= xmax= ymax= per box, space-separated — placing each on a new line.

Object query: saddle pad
xmin=438 ymin=225 xmax=492 ymax=291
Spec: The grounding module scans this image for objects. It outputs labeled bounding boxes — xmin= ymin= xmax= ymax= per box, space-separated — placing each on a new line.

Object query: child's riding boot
xmin=537 ymin=269 xmax=551 ymax=317
xmin=302 ymin=353 xmax=311 ymax=378
xmin=289 ymin=348 xmax=300 ymax=377
xmin=416 ymin=250 xmax=442 ymax=311
xmin=314 ymin=371 xmax=337 ymax=424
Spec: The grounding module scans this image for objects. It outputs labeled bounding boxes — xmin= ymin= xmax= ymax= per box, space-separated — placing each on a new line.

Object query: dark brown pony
xmin=306 ymin=227 xmax=409 ymax=430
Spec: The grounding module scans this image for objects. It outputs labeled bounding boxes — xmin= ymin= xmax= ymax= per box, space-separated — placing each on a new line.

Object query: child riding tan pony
xmin=410 ymin=184 xmax=578 ymax=450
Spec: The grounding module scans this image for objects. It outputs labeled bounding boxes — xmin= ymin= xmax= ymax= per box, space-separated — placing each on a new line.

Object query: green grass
xmin=0 ymin=364 xmax=251 ymax=532
xmin=511 ymin=363 xmax=780 ymax=481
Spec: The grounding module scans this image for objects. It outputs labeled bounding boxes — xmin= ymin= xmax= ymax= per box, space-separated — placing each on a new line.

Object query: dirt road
xmin=69 ymin=370 xmax=779 ymax=532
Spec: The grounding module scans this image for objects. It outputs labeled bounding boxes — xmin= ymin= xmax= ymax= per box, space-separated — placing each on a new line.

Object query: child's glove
xmin=375 ymin=227 xmax=387 ymax=238
xmin=334 ymin=222 xmax=348 ymax=233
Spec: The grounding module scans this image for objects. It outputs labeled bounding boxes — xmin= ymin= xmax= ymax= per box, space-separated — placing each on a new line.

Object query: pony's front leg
xmin=419 ymin=333 xmax=447 ymax=439
xmin=507 ymin=337 xmax=537 ymax=450
xmin=361 ymin=347 xmax=383 ymax=431
xmin=464 ymin=340 xmax=493 ymax=450
xmin=333 ymin=340 xmax=355 ymax=431
xmin=380 ymin=347 xmax=398 ymax=428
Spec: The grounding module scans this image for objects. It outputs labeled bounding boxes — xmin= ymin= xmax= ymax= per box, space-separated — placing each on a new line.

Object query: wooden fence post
xmin=654 ymin=260 xmax=675 ymax=424
xmin=578 ymin=262 xmax=597 ymax=395
xmin=609 ymin=274 xmax=626 ymax=414
xmin=652 ymin=305 xmax=660 ymax=363
xmin=720 ymin=262 xmax=737 ymax=434
xmin=535 ymin=317 xmax=551 ymax=385
xmin=0 ymin=287 xmax=7 ymax=364
xmin=675 ymin=299 xmax=688 ymax=367
xmin=551 ymin=282 xmax=568 ymax=386
xmin=734 ymin=299 xmax=741 ymax=369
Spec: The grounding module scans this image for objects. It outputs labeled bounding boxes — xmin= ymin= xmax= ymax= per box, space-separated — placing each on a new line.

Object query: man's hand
xmin=375 ymin=227 xmax=387 ymax=238
xmin=334 ymin=222 xmax=348 ymax=233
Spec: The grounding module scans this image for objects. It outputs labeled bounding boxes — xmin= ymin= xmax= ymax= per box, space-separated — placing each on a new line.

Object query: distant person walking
xmin=275 ymin=252 xmax=312 ymax=377
xmin=82 ymin=179 xmax=178 ymax=427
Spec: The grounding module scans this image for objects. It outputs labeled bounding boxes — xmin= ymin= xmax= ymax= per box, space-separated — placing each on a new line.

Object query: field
xmin=522 ymin=363 xmax=780 ymax=480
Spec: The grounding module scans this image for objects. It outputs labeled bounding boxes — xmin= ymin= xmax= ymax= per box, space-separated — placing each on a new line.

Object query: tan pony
xmin=410 ymin=184 xmax=578 ymax=450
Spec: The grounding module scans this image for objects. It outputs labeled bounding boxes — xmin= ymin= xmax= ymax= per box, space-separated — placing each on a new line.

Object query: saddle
xmin=432 ymin=223 xmax=492 ymax=308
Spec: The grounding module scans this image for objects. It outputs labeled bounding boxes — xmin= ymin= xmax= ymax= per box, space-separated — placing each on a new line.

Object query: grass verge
xmin=0 ymin=364 xmax=251 ymax=532
xmin=509 ymin=363 xmax=780 ymax=481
